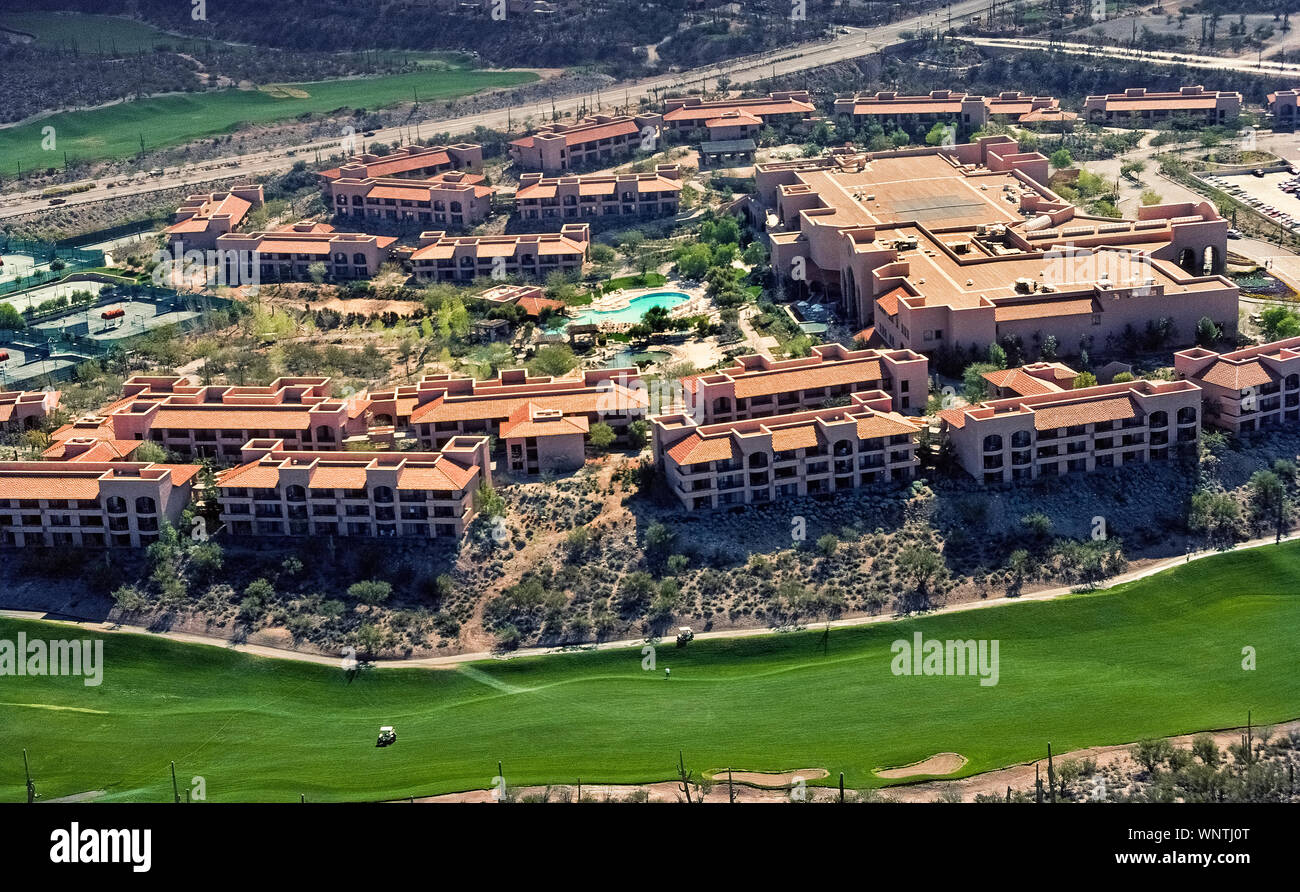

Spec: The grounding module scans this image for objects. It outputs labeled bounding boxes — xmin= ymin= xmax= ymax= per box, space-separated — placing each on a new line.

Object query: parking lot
xmin=1201 ymin=170 xmax=1300 ymax=235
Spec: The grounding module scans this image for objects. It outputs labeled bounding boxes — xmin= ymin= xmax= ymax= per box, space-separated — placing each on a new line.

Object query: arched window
xmin=286 ymin=485 xmax=306 ymax=502
xmin=1011 ymin=430 xmax=1031 ymax=448
xmin=1177 ymin=407 xmax=1197 ymax=425
xmin=135 ymin=496 xmax=156 ymax=515
xmin=460 ymin=256 xmax=474 ymax=267
xmin=712 ymin=396 xmax=731 ymax=414
xmin=1148 ymin=411 xmax=1168 ymax=428
xmin=351 ymin=195 xmax=362 ymax=206
xmin=434 ymin=200 xmax=446 ymax=211
xmin=983 ymin=434 xmax=1003 ymax=452
xmin=106 ymin=496 xmax=127 ymax=514
xmin=833 ymin=439 xmax=853 ymax=457
xmin=316 ymin=425 xmax=336 ymax=442
xmin=334 ymin=253 xmax=347 ymax=264
xmin=748 ymin=452 xmax=768 ymax=468
xmin=450 ymin=201 xmax=462 ymax=213
xmin=353 ymin=253 xmax=366 ymax=265
xmin=374 ymin=486 xmax=394 ymax=503
xmin=373 ymin=413 xmax=394 ymax=427
xmin=1287 ymin=374 xmax=1299 ymax=390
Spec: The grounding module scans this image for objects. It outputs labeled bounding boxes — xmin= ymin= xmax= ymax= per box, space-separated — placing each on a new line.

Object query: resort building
xmin=833 ymin=91 xmax=1065 ymax=130
xmin=47 ymin=376 xmax=370 ymax=463
xmin=215 ymin=224 xmax=396 ymax=282
xmin=409 ymin=224 xmax=590 ymax=283
xmin=326 ymin=170 xmax=493 ymax=228
xmin=0 ymin=390 xmax=60 ymax=432
xmin=509 ymin=114 xmax=662 ymax=173
xmin=382 ymin=368 xmax=647 ymax=450
xmin=319 ymin=144 xmax=483 ymax=182
xmin=1268 ymin=88 xmax=1300 ymax=125
xmin=981 ymin=362 xmax=1078 ymax=399
xmin=753 ymin=137 xmax=1237 ymax=349
xmin=216 ymin=436 xmax=490 ymax=541
xmin=682 ymin=343 xmax=929 ymax=422
xmin=165 ymin=186 xmax=264 ymax=251
xmin=500 ymin=403 xmax=589 ymax=475
xmin=937 ymin=379 xmax=1202 ymax=484
xmin=471 ymin=284 xmax=566 ymax=318
xmin=1174 ymin=336 xmax=1300 ymax=433
xmin=514 ymin=166 xmax=682 ymax=223
xmin=702 ymin=111 xmax=763 ymax=142
xmin=661 ymin=92 xmax=815 ymax=135
xmin=0 ymin=461 xmax=199 ymax=548
xmin=650 ymin=390 xmax=921 ymax=511
xmin=1082 ymin=86 xmax=1241 ymax=125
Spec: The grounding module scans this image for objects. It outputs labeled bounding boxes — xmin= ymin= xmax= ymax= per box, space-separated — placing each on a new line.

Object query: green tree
xmin=1195 ymin=316 xmax=1221 ymax=347
xmin=1073 ymin=371 xmax=1098 ymax=388
xmin=348 ymin=579 xmax=393 ymax=605
xmin=1247 ymin=470 xmax=1290 ymax=542
xmin=527 ymin=344 xmax=578 ymax=378
xmin=588 ymin=422 xmax=616 ymax=452
xmin=1049 ymin=148 xmax=1073 ymax=169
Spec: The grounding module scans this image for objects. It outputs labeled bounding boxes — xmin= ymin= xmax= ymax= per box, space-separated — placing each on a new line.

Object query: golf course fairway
xmin=1 ymin=539 xmax=1297 ymax=802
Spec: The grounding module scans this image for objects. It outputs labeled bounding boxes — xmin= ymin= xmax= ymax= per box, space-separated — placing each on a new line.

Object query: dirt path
xmin=3 ymin=529 xmax=1296 ymax=670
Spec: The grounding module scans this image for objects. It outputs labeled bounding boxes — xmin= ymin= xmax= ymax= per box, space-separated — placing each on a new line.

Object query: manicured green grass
xmin=2 ymin=542 xmax=1297 ymax=802
xmin=0 ymin=11 xmax=210 ymax=53
xmin=0 ymin=68 xmax=538 ymax=173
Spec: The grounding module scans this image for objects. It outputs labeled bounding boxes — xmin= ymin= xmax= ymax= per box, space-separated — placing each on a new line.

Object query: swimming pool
xmin=562 ymin=290 xmax=691 ymax=327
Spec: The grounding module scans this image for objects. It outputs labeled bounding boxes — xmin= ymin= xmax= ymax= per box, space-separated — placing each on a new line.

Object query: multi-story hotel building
xmin=47 ymin=376 xmax=370 ymax=464
xmin=755 ymin=137 xmax=1237 ymax=349
xmin=833 ymin=91 xmax=1064 ymax=130
xmin=651 ymin=390 xmax=920 ymax=511
xmin=215 ymin=223 xmax=396 ymax=282
xmin=514 ymin=166 xmax=682 ymax=223
xmin=1268 ymin=88 xmax=1300 ymax=126
xmin=682 ymin=343 xmax=929 ymax=422
xmin=165 ymin=186 xmax=264 ymax=252
xmin=0 ymin=390 xmax=60 ymax=432
xmin=661 ymin=91 xmax=815 ymax=135
xmin=216 ymin=437 xmax=490 ymax=541
xmin=409 ymin=224 xmax=590 ymax=283
xmin=326 ymin=170 xmax=493 ymax=228
xmin=1082 ymin=86 xmax=1241 ymax=125
xmin=319 ymin=143 xmax=483 ymax=182
xmin=509 ymin=114 xmax=662 ymax=174
xmin=937 ymin=378 xmax=1202 ymax=484
xmin=0 ymin=461 xmax=199 ymax=548
xmin=380 ymin=368 xmax=647 ymax=450
xmin=1174 ymin=336 xmax=1300 ymax=434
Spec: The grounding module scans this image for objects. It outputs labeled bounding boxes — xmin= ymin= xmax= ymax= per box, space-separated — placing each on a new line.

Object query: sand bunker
xmin=874 ymin=753 xmax=967 ymax=779
xmin=705 ymin=768 xmax=829 ymax=787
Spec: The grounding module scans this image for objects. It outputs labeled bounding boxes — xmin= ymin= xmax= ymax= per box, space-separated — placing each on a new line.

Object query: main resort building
xmin=753 ymin=136 xmax=1238 ymax=353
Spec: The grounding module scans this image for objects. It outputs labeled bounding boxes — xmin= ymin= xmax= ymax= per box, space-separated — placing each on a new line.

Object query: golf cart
xmin=675 ymin=626 xmax=694 ymax=647
xmin=376 ymin=726 xmax=397 ymax=747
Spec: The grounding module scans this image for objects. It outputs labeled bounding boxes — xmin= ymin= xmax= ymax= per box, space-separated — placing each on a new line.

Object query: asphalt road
xmin=0 ymin=0 xmax=1005 ymax=220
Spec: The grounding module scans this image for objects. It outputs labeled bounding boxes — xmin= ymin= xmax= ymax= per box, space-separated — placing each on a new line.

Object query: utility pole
xmin=170 ymin=761 xmax=181 ymax=803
